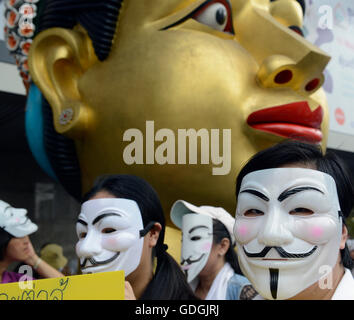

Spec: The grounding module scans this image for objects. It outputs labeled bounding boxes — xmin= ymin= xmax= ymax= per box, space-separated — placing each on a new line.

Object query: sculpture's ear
xmin=28 ymin=27 xmax=97 ymax=138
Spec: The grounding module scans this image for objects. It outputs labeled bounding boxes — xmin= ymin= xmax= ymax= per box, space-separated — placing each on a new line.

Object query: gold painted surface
xmin=165 ymin=226 xmax=182 ymax=262
xmin=29 ymin=0 xmax=330 ymax=228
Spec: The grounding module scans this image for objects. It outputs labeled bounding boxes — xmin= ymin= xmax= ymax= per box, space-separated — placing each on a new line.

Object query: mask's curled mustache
xmin=181 ymin=254 xmax=205 ymax=265
xmin=243 ymin=246 xmax=317 ymax=258
xmin=80 ymin=252 xmax=120 ymax=269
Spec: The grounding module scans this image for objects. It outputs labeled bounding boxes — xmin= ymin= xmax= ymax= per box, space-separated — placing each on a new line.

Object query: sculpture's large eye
xmin=193 ymin=0 xmax=234 ymax=34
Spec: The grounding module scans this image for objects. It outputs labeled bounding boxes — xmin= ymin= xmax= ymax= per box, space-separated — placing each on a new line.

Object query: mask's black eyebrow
xmin=92 ymin=213 xmax=122 ymax=225
xmin=240 ymin=189 xmax=270 ymax=202
xmin=77 ymin=219 xmax=88 ymax=226
xmin=278 ymin=187 xmax=324 ymax=202
xmin=189 ymin=225 xmax=209 ymax=233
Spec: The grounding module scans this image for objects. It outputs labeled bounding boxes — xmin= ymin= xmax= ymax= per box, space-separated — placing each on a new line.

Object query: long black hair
xmin=82 ymin=174 xmax=197 ymax=300
xmin=0 ymin=228 xmax=13 ymax=261
xmin=212 ymin=219 xmax=243 ymax=275
xmin=236 ymin=140 xmax=354 ymax=270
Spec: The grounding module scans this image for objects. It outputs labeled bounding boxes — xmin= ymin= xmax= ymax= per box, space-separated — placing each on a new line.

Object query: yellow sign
xmin=0 ymin=271 xmax=125 ymax=300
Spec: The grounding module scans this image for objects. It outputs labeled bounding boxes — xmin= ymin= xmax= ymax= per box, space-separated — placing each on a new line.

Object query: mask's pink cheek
xmin=310 ymin=226 xmax=324 ymax=238
xmin=293 ymin=217 xmax=339 ymax=244
xmin=234 ymin=224 xmax=249 ymax=243
xmin=201 ymin=242 xmax=212 ymax=252
xmin=238 ymin=225 xmax=248 ymax=236
xmin=102 ymin=233 xmax=137 ymax=251
xmin=234 ymin=220 xmax=259 ymax=244
xmin=106 ymin=238 xmax=120 ymax=247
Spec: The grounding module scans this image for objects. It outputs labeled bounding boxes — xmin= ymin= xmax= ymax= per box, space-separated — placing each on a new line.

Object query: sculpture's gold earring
xmin=28 ymin=26 xmax=97 ymax=139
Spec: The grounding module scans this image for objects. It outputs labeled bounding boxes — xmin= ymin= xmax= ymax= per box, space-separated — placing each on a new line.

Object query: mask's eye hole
xmin=102 ymin=228 xmax=116 ymax=234
xmin=191 ymin=236 xmax=202 ymax=241
xmin=289 ymin=208 xmax=314 ymax=216
xmin=244 ymin=209 xmax=264 ymax=217
xmin=79 ymin=232 xmax=87 ymax=239
xmin=193 ymin=0 xmax=234 ymax=34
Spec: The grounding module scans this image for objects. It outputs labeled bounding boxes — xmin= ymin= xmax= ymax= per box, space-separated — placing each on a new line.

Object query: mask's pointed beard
xmin=269 ymin=268 xmax=279 ymax=300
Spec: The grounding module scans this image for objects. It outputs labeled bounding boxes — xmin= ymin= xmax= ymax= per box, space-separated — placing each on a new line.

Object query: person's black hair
xmin=0 ymin=228 xmax=13 ymax=261
xmin=236 ymin=140 xmax=354 ymax=270
xmin=212 ymin=219 xmax=243 ymax=275
xmin=82 ymin=174 xmax=198 ymax=300
xmin=1 ymin=229 xmax=41 ymax=278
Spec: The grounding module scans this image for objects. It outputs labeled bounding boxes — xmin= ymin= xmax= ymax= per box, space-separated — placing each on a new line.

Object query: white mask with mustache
xmin=234 ymin=168 xmax=342 ymax=300
xmin=181 ymin=213 xmax=213 ymax=283
xmin=0 ymin=200 xmax=37 ymax=237
xmin=75 ymin=198 xmax=144 ymax=277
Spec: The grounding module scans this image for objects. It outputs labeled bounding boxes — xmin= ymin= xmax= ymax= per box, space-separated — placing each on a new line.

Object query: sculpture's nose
xmin=257 ymin=53 xmax=326 ymax=95
xmin=232 ymin=0 xmax=330 ymax=95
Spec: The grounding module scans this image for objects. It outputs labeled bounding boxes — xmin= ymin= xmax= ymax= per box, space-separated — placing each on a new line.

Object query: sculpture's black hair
xmin=37 ymin=0 xmax=124 ymax=61
xmin=33 ymin=1 xmax=125 ymax=200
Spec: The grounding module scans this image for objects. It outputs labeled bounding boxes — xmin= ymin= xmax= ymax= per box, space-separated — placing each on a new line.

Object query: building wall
xmin=0 ymin=90 xmax=80 ymax=265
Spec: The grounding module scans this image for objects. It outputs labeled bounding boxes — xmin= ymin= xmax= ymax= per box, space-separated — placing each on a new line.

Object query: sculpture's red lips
xmin=247 ymin=101 xmax=323 ymax=144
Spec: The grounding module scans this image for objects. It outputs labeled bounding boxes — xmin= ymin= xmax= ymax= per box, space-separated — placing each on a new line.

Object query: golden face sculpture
xmin=24 ymin=0 xmax=330 ymax=219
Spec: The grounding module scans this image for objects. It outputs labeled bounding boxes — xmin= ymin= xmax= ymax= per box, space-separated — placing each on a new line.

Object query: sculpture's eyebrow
xmin=189 ymin=225 xmax=209 ymax=233
xmin=277 ymin=187 xmax=324 ymax=202
xmin=240 ymin=189 xmax=270 ymax=202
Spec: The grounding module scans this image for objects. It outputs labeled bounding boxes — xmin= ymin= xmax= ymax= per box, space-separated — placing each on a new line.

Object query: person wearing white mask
xmin=234 ymin=140 xmax=354 ymax=300
xmin=76 ymin=174 xmax=197 ymax=300
xmin=0 ymin=200 xmax=64 ymax=283
xmin=170 ymin=200 xmax=257 ymax=300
